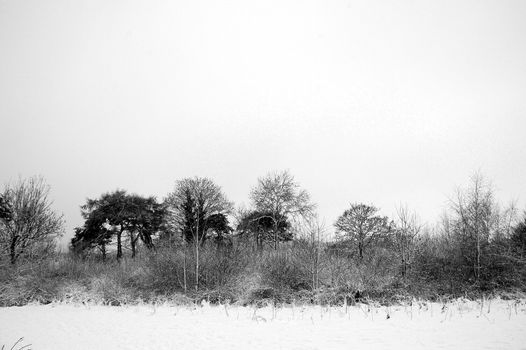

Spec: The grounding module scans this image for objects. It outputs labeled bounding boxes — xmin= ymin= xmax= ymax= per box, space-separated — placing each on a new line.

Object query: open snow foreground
xmin=1 ymin=299 xmax=525 ymax=350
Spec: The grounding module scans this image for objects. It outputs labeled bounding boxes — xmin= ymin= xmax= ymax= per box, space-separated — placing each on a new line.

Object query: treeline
xmin=69 ymin=171 xmax=314 ymax=262
xmin=0 ymin=171 xmax=525 ymax=305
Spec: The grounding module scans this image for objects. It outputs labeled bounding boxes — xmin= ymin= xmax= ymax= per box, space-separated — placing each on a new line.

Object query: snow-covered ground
xmin=1 ymin=299 xmax=525 ymax=350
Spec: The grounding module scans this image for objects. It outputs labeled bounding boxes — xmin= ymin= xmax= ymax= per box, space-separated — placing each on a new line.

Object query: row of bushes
xmin=2 ymin=232 xmax=525 ymax=307
xmin=0 ymin=246 xmax=387 ymax=306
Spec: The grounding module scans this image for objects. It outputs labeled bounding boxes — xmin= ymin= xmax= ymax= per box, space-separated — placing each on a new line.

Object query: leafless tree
xmin=296 ymin=217 xmax=327 ymax=290
xmin=0 ymin=195 xmax=11 ymax=221
xmin=497 ymin=201 xmax=519 ymax=240
xmin=165 ymin=177 xmax=233 ymax=241
xmin=0 ymin=176 xmax=64 ymax=264
xmin=393 ymin=205 xmax=422 ymax=277
xmin=334 ymin=203 xmax=390 ymax=260
xmin=165 ymin=176 xmax=233 ymax=291
xmin=449 ymin=173 xmax=499 ymax=283
xmin=250 ymin=170 xmax=315 ymax=249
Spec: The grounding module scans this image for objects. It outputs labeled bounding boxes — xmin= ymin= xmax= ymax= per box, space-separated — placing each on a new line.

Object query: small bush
xmin=260 ymin=250 xmax=310 ymax=292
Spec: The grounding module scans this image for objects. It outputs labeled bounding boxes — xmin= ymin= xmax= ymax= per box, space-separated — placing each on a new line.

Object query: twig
xmin=9 ymin=338 xmax=23 ymax=350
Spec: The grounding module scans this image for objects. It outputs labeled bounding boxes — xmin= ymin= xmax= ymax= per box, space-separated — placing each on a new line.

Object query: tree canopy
xmin=447 ymin=174 xmax=501 ymax=282
xmin=334 ymin=203 xmax=391 ymax=260
xmin=236 ymin=210 xmax=291 ymax=248
xmin=249 ymin=170 xmax=315 ymax=248
xmin=0 ymin=176 xmax=64 ymax=264
xmin=72 ymin=190 xmax=166 ymax=259
xmin=165 ymin=177 xmax=233 ymax=244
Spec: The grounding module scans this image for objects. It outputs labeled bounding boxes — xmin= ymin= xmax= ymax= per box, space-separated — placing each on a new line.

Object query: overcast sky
xmin=1 ymin=0 xmax=525 ymax=246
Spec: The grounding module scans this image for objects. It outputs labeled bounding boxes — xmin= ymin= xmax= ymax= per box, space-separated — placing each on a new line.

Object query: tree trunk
xmin=183 ymin=243 xmax=187 ymax=293
xmin=101 ymin=242 xmax=106 ymax=261
xmin=476 ymin=232 xmax=481 ymax=283
xmin=131 ymin=238 xmax=136 ymax=258
xmin=273 ymin=217 xmax=279 ymax=250
xmin=130 ymin=231 xmax=140 ymax=258
xmin=195 ymin=209 xmax=199 ymax=292
xmin=257 ymin=231 xmax=263 ymax=252
xmin=9 ymin=236 xmax=17 ymax=264
xmin=117 ymin=231 xmax=122 ymax=260
xmin=358 ymin=242 xmax=363 ymax=261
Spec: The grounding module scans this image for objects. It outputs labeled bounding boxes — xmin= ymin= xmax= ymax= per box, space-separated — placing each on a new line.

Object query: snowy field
xmin=1 ymin=299 xmax=526 ymax=350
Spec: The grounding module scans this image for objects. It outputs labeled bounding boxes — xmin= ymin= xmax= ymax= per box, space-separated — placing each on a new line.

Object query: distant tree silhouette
xmin=205 ymin=213 xmax=233 ymax=245
xmin=334 ymin=203 xmax=391 ymax=260
xmin=165 ymin=177 xmax=233 ymax=291
xmin=71 ymin=217 xmax=113 ymax=259
xmin=250 ymin=170 xmax=315 ymax=249
xmin=236 ymin=210 xmax=291 ymax=249
xmin=124 ymin=194 xmax=166 ymax=256
xmin=72 ymin=190 xmax=166 ymax=259
xmin=165 ymin=177 xmax=233 ymax=245
xmin=448 ymin=174 xmax=499 ymax=283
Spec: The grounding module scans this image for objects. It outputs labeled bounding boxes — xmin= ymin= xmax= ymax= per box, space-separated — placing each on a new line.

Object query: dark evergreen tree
xmin=72 ymin=190 xmax=166 ymax=259
xmin=205 ymin=213 xmax=233 ymax=245
xmin=165 ymin=177 xmax=233 ymax=245
xmin=124 ymin=194 xmax=166 ymax=256
xmin=237 ymin=210 xmax=291 ymax=249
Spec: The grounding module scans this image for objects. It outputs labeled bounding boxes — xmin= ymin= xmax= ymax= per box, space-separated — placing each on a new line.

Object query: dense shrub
xmin=1 ymin=230 xmax=525 ymax=306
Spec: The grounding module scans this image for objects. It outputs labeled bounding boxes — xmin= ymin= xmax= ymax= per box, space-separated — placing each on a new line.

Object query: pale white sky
xmin=1 ymin=0 xmax=525 ymax=246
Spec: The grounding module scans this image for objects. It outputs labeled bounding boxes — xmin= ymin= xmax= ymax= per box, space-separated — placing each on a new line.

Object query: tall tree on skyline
xmin=334 ymin=203 xmax=391 ymax=260
xmin=449 ymin=174 xmax=499 ymax=283
xmin=165 ymin=177 xmax=233 ymax=244
xmin=165 ymin=177 xmax=233 ymax=291
xmin=73 ymin=190 xmax=166 ymax=259
xmin=250 ymin=170 xmax=315 ymax=249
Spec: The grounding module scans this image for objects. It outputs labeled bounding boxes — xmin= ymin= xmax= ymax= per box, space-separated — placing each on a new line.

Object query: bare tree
xmin=393 ymin=205 xmax=422 ymax=278
xmin=498 ymin=201 xmax=519 ymax=240
xmin=0 ymin=195 xmax=11 ymax=221
xmin=165 ymin=177 xmax=233 ymax=291
xmin=0 ymin=176 xmax=64 ymax=264
xmin=449 ymin=173 xmax=499 ymax=283
xmin=334 ymin=203 xmax=390 ymax=260
xmin=296 ymin=217 xmax=327 ymax=290
xmin=165 ymin=177 xmax=233 ymax=243
xmin=250 ymin=170 xmax=315 ymax=249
